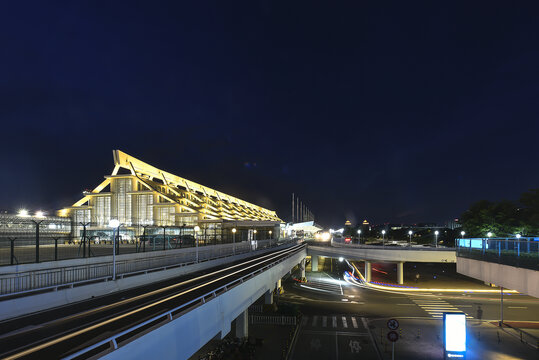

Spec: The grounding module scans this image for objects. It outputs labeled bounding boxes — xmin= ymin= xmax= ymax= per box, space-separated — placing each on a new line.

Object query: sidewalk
xmin=368 ymin=317 xmax=538 ymax=360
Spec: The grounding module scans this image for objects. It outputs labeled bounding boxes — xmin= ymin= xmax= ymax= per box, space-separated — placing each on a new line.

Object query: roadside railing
xmin=249 ymin=315 xmax=297 ymax=326
xmin=0 ymin=239 xmax=288 ymax=297
xmin=456 ymin=237 xmax=539 ymax=271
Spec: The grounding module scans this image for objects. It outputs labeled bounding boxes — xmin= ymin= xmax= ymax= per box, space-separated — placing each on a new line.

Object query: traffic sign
xmin=387 ymin=318 xmax=399 ymax=330
xmin=387 ymin=331 xmax=399 ymax=342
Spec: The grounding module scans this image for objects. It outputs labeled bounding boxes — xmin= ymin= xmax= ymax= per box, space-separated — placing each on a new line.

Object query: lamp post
xmin=381 ymin=230 xmax=386 ymax=246
xmin=232 ymin=228 xmax=237 ymax=254
xmin=269 ymin=230 xmax=272 ymax=247
xmin=434 ymin=230 xmax=439 ymax=248
xmin=108 ymin=219 xmax=120 ymax=280
xmin=357 ymin=229 xmax=361 ymax=244
xmin=194 ymin=225 xmax=200 ymax=262
xmin=408 ymin=230 xmax=413 ymax=247
xmin=253 ymin=229 xmax=257 ymax=251
xmin=460 ymin=231 xmax=465 ymax=238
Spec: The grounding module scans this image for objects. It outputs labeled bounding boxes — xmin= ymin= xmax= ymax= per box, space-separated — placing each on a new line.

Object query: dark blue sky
xmin=1 ymin=1 xmax=538 ymax=227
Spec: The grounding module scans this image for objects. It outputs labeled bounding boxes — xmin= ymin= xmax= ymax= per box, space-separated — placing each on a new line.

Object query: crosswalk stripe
xmin=322 ymin=316 xmax=327 ymax=327
xmin=342 ymin=316 xmax=348 ymax=328
xmin=351 ymin=317 xmax=358 ymax=328
xmin=332 ymin=316 xmax=337 ymax=328
xmin=312 ymin=316 xmax=318 ymax=327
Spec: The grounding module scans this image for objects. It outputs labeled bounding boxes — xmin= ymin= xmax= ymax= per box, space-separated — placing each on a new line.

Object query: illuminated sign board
xmin=443 ymin=313 xmax=466 ymax=359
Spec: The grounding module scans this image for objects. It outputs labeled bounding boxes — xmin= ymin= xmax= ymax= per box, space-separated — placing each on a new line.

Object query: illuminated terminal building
xmin=58 ymin=150 xmax=282 ymax=244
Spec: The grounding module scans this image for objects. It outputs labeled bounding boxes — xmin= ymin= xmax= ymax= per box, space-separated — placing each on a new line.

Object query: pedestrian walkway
xmin=410 ymin=297 xmax=474 ymax=319
xmin=302 ymin=314 xmax=364 ymax=332
xmin=290 ymin=314 xmax=379 ymax=360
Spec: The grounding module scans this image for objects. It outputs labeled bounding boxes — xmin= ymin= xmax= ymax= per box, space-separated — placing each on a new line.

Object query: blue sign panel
xmin=444 ymin=312 xmax=466 ymax=359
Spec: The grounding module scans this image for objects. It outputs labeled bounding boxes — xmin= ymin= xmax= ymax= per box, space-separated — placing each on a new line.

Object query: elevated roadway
xmin=307 ymin=242 xmax=456 ymax=284
xmin=0 ymin=242 xmax=306 ymax=360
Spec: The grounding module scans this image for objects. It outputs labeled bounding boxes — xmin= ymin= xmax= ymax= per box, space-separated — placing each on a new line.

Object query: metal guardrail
xmin=0 ymin=239 xmax=282 ymax=297
xmin=249 ymin=315 xmax=297 ymax=326
xmin=63 ymin=244 xmax=305 ymax=360
xmin=456 ymin=237 xmax=539 ymax=271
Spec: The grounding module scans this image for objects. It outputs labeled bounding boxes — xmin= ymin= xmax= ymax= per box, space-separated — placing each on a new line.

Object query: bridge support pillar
xmin=235 ymin=309 xmax=248 ymax=339
xmin=311 ymin=256 xmax=319 ymax=272
xmin=365 ymin=261 xmax=372 ymax=282
xmin=264 ymin=289 xmax=273 ymax=304
xmin=300 ymin=258 xmax=306 ymax=280
xmin=397 ymin=262 xmax=404 ymax=285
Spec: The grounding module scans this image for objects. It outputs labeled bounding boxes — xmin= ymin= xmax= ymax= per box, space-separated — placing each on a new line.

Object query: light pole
xmin=434 ymin=230 xmax=439 ymax=248
xmin=109 ymin=219 xmax=120 ymax=280
xmin=253 ymin=229 xmax=257 ymax=251
xmin=460 ymin=231 xmax=465 ymax=238
xmin=232 ymin=227 xmax=236 ymax=254
xmin=357 ymin=229 xmax=361 ymax=244
xmin=408 ymin=230 xmax=413 ymax=247
xmin=269 ymin=230 xmax=272 ymax=247
xmin=194 ymin=225 xmax=200 ymax=262
xmin=381 ymin=230 xmax=386 ymax=246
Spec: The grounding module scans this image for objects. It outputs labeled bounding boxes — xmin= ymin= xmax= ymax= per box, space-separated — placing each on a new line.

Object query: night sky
xmin=1 ymin=2 xmax=538 ymax=227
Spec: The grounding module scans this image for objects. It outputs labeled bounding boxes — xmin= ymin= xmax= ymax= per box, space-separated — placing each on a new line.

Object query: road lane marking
xmin=342 ymin=316 xmax=348 ymax=328
xmin=396 ymin=304 xmax=416 ymax=306
xmin=508 ymin=306 xmax=527 ymax=309
xmin=322 ymin=316 xmax=327 ymax=327
xmin=351 ymin=317 xmax=358 ymax=328
xmin=332 ymin=316 xmax=337 ymax=328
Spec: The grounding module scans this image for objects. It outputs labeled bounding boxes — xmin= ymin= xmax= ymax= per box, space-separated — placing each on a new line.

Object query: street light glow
xmin=357 ymin=229 xmax=361 ymax=234
xmin=338 ymin=257 xmax=343 ymax=262
xmin=35 ymin=210 xmax=45 ymax=218
xmin=18 ymin=209 xmax=29 ymax=217
xmin=435 ymin=230 xmax=439 ymax=235
xmin=381 ymin=230 xmax=386 ymax=235
xmin=487 ymin=232 xmax=493 ymax=237
xmin=108 ymin=219 xmax=120 ymax=228
xmin=516 ymin=234 xmax=521 ymax=239
xmin=194 ymin=225 xmax=200 ymax=232
xmin=408 ymin=230 xmax=413 ymax=235
xmin=232 ymin=228 xmax=237 ymax=233
xmin=461 ymin=231 xmax=465 ymax=236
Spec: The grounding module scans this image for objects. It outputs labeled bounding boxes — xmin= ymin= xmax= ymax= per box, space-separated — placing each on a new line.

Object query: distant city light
xmin=357 ymin=229 xmax=361 ymax=234
xmin=232 ymin=228 xmax=237 ymax=233
xmin=194 ymin=225 xmax=200 ymax=232
xmin=35 ymin=210 xmax=45 ymax=218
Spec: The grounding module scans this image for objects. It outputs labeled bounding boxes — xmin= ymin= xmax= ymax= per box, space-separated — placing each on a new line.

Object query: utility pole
xmin=292 ymin=193 xmax=294 ymax=223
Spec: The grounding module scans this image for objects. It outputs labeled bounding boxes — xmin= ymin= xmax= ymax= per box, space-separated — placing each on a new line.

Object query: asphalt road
xmin=283 ymin=264 xmax=539 ymax=360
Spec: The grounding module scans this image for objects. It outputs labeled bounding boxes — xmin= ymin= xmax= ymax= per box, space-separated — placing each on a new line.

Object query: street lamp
xmin=357 ymin=229 xmax=361 ymax=243
xmin=408 ymin=230 xmax=413 ymax=246
xmin=108 ymin=219 xmax=120 ymax=280
xmin=460 ymin=231 xmax=465 ymax=238
xmin=434 ymin=230 xmax=439 ymax=248
xmin=487 ymin=232 xmax=493 ymax=238
xmin=381 ymin=230 xmax=386 ymax=246
xmin=194 ymin=225 xmax=200 ymax=262
xmin=232 ymin=228 xmax=237 ymax=254
xmin=515 ymin=234 xmax=521 ymax=239
xmin=269 ymin=230 xmax=272 ymax=247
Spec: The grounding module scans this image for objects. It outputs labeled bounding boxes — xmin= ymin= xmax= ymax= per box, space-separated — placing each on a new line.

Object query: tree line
xmin=460 ymin=189 xmax=539 ymax=237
